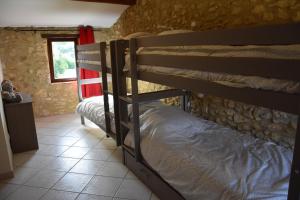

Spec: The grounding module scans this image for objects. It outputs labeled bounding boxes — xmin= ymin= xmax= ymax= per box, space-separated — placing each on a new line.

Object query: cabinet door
xmin=4 ymin=102 xmax=38 ymax=153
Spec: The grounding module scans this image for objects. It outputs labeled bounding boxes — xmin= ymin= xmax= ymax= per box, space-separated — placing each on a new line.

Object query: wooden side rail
xmin=119 ymin=89 xmax=187 ymax=104
xmin=137 ymin=23 xmax=300 ymax=47
xmin=137 ymin=54 xmax=300 ymax=82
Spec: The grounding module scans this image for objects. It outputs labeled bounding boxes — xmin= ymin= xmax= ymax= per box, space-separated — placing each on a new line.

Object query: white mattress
xmin=76 ymin=96 xmax=162 ymax=133
xmin=76 ymin=95 xmax=115 ymax=132
xmin=124 ymin=45 xmax=300 ymax=94
xmin=78 ymin=47 xmax=112 ymax=69
xmin=124 ymin=105 xmax=293 ymax=200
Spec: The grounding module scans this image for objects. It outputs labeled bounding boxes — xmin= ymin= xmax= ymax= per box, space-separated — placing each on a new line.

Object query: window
xmin=46 ymin=35 xmax=78 ymax=83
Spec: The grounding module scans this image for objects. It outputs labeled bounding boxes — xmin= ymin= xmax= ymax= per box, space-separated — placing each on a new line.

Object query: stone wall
xmin=110 ymin=0 xmax=300 ymax=148
xmin=0 ymin=28 xmax=110 ymax=117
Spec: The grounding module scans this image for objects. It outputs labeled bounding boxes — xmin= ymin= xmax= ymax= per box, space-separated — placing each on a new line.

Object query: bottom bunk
xmin=76 ymin=95 xmax=115 ymax=133
xmin=123 ymin=104 xmax=292 ymax=200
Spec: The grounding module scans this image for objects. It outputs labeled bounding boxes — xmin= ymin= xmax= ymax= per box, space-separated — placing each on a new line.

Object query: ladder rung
xmin=119 ymin=89 xmax=185 ymax=104
xmin=120 ymin=121 xmax=132 ymax=129
xmin=119 ymin=96 xmax=132 ymax=103
xmin=105 ymin=112 xmax=114 ymax=118
xmin=107 ymin=67 xmax=112 ymax=74
xmin=103 ymin=90 xmax=113 ymax=95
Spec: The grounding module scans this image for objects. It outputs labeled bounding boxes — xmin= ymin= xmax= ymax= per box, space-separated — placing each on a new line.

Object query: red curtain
xmin=79 ymin=25 xmax=102 ymax=98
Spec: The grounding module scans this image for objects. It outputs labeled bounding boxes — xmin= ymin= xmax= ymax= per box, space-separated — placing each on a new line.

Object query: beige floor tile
xmin=35 ymin=122 xmax=54 ymax=129
xmin=83 ymin=132 xmax=105 ymax=140
xmin=53 ymin=173 xmax=93 ymax=193
xmin=46 ymin=157 xmax=79 ymax=172
xmin=24 ymin=169 xmax=65 ymax=188
xmin=72 ymin=138 xmax=100 ymax=148
xmin=36 ymin=127 xmax=55 ymax=135
xmin=94 ymin=139 xmax=117 ymax=150
xmin=6 ymin=186 xmax=47 ymax=200
xmin=21 ymin=154 xmax=56 ymax=169
xmin=70 ymin=160 xmax=106 ymax=175
xmin=107 ymin=148 xmax=123 ymax=163
xmin=64 ymin=128 xmax=88 ymax=139
xmin=82 ymin=176 xmax=122 ymax=197
xmin=150 ymin=193 xmax=160 ymax=200
xmin=39 ymin=136 xmax=79 ymax=146
xmin=61 ymin=147 xmax=90 ymax=159
xmin=36 ymin=128 xmax=69 ymax=137
xmin=40 ymin=190 xmax=79 ymax=200
xmin=57 ymin=136 xmax=80 ymax=146
xmin=83 ymin=149 xmax=113 ymax=161
xmin=125 ymin=171 xmax=138 ymax=180
xmin=38 ymin=135 xmax=63 ymax=145
xmin=2 ymin=167 xmax=40 ymax=185
xmin=77 ymin=194 xmax=113 ymax=200
xmin=115 ymin=179 xmax=151 ymax=200
xmin=96 ymin=162 xmax=128 ymax=178
xmin=29 ymin=144 xmax=69 ymax=156
xmin=13 ymin=153 xmax=34 ymax=167
xmin=0 ymin=183 xmax=20 ymax=200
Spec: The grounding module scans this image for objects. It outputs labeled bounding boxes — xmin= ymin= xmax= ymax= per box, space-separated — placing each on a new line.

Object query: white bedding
xmin=78 ymin=47 xmax=112 ymax=69
xmin=124 ymin=105 xmax=293 ymax=200
xmin=76 ymin=95 xmax=115 ymax=132
xmin=124 ymin=45 xmax=300 ymax=94
xmin=76 ymin=96 xmax=163 ymax=133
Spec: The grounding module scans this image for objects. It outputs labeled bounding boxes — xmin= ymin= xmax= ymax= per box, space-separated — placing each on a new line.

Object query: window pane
xmin=52 ymin=41 xmax=76 ymax=80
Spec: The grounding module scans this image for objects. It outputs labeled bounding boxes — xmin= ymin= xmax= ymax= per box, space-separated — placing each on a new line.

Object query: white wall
xmin=0 ymin=59 xmax=13 ymax=177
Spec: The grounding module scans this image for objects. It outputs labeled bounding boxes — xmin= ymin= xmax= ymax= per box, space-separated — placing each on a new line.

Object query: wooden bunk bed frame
xmin=76 ymin=42 xmax=121 ymax=145
xmin=113 ymin=23 xmax=300 ymax=200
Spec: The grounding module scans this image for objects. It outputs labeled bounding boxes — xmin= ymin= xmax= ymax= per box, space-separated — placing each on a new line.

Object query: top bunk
xmin=76 ymin=42 xmax=114 ymax=73
xmin=75 ymin=42 xmax=116 ymax=94
xmin=122 ymin=23 xmax=300 ymax=116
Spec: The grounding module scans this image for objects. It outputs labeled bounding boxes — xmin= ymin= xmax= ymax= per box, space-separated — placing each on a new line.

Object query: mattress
xmin=124 ymin=45 xmax=300 ymax=94
xmin=78 ymin=47 xmax=112 ymax=69
xmin=124 ymin=105 xmax=293 ymax=200
xmin=76 ymin=95 xmax=115 ymax=132
xmin=76 ymin=96 xmax=162 ymax=133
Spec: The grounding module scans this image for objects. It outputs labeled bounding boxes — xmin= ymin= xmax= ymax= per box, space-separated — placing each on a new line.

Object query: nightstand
xmin=3 ymin=93 xmax=38 ymax=153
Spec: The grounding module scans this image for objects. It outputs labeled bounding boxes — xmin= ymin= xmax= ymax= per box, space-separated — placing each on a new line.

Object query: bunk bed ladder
xmin=100 ymin=42 xmax=112 ymax=138
xmin=109 ymin=41 xmax=121 ymax=146
xmin=75 ymin=46 xmax=85 ymax=125
xmin=288 ymin=115 xmax=300 ymax=200
xmin=129 ymin=38 xmax=142 ymax=162
xmin=114 ymin=40 xmax=131 ymax=160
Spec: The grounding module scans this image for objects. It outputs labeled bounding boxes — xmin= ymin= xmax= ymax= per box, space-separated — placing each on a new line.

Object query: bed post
xmin=75 ymin=46 xmax=85 ymax=125
xmin=129 ymin=38 xmax=142 ymax=162
xmin=109 ymin=41 xmax=121 ymax=146
xmin=180 ymin=90 xmax=190 ymax=112
xmin=114 ymin=40 xmax=129 ymax=151
xmin=288 ymin=112 xmax=300 ymax=200
xmin=100 ymin=42 xmax=112 ymax=137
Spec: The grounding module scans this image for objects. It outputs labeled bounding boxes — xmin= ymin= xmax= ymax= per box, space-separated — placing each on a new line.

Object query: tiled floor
xmin=0 ymin=114 xmax=159 ymax=200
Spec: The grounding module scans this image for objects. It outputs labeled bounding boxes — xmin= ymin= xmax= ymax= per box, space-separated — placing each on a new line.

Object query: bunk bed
xmin=113 ymin=23 xmax=300 ymax=200
xmin=75 ymin=42 xmax=121 ymax=144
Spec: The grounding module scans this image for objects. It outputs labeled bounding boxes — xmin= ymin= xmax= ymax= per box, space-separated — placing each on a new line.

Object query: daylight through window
xmin=47 ymin=36 xmax=78 ymax=83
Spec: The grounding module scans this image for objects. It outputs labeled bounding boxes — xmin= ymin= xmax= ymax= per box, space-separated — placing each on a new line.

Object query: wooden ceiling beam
xmin=73 ymin=0 xmax=136 ymax=5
